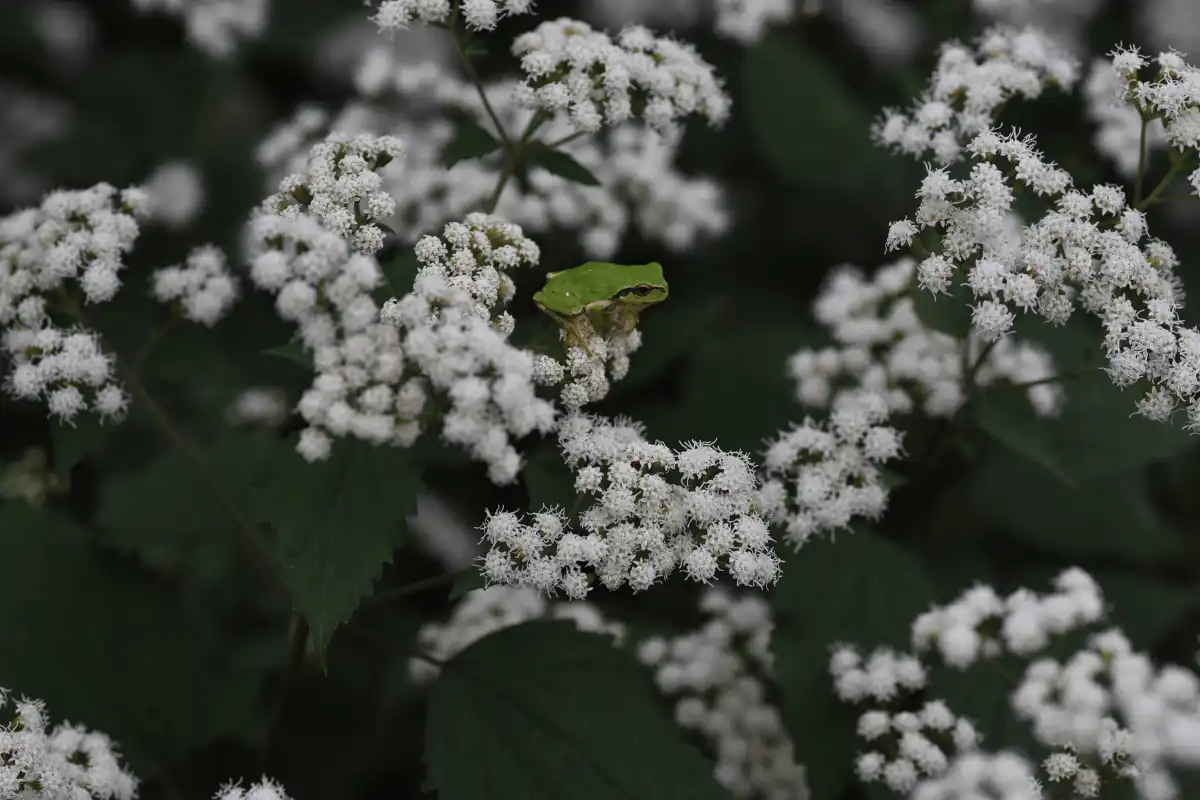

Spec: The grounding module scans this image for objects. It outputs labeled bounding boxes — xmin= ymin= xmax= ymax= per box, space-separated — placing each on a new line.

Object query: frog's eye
xmin=626 ymin=285 xmax=656 ymax=297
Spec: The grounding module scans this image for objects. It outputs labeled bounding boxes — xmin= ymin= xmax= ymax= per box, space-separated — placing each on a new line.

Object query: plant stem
xmin=124 ymin=371 xmax=282 ymax=592
xmin=449 ymin=26 xmax=510 ymax=149
xmin=1136 ymin=149 xmax=1195 ymax=211
xmin=484 ymin=111 xmax=550 ymax=213
xmin=263 ymin=617 xmax=309 ymax=768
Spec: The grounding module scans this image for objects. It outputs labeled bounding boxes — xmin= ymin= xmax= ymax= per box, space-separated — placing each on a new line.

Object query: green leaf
xmin=1013 ymin=315 xmax=1195 ymax=481
xmin=743 ymin=33 xmax=885 ymax=193
xmin=772 ymin=530 xmax=937 ymax=799
xmin=425 ymin=622 xmax=728 ymax=800
xmin=262 ymin=341 xmax=312 ymax=369
xmin=380 ymin=250 xmax=419 ymax=298
xmin=971 ymin=451 xmax=1183 ymax=562
xmin=97 ymin=433 xmax=286 ymax=597
xmin=255 ymin=439 xmax=423 ymax=665
xmin=442 ymin=118 xmax=502 ymax=167
xmin=0 ymin=505 xmax=268 ymax=775
xmin=971 ymin=390 xmax=1075 ymax=487
xmin=525 ymin=141 xmax=602 ymax=186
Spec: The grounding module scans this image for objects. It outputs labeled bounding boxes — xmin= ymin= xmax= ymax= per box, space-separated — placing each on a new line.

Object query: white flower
xmin=512 ymin=18 xmax=730 ymax=134
xmin=151 ymin=244 xmax=239 ymax=326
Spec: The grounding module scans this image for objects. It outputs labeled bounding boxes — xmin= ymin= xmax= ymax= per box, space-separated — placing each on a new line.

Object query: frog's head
xmin=612 ymin=263 xmax=668 ymax=309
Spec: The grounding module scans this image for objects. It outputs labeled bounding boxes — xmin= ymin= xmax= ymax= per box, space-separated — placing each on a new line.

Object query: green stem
xmin=544 ymin=130 xmax=587 ymax=150
xmin=449 ymin=25 xmax=510 ymax=149
xmin=484 ymin=111 xmax=550 ymax=213
xmin=125 ymin=371 xmax=281 ymax=591
xmin=1136 ymin=149 xmax=1195 ymax=211
xmin=263 ymin=617 xmax=309 ymax=768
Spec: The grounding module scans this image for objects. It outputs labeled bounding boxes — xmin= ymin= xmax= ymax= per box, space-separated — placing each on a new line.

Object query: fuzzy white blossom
xmin=260 ymin=59 xmax=729 ymax=259
xmin=760 ymin=390 xmax=903 ymax=548
xmin=790 ymin=258 xmax=1065 ymax=419
xmin=1 ymin=183 xmax=149 ymax=423
xmin=151 ymin=244 xmax=239 ymax=326
xmin=268 ymin=132 xmax=403 ymax=256
xmin=874 ymin=26 xmax=1077 ymax=165
xmin=1084 ymin=56 xmax=1167 ymax=178
xmin=130 ymin=0 xmax=268 ymax=57
xmin=639 ymin=587 xmax=808 ymax=799
xmin=893 ymin=124 xmax=1200 ymax=429
xmin=227 ymin=386 xmax=289 ymax=427
xmin=408 ymin=585 xmax=625 ymax=684
xmin=479 ymin=412 xmax=780 ymax=596
xmin=143 ymin=160 xmax=205 ymax=228
xmin=713 ymin=0 xmax=797 ymax=43
xmin=213 ymin=776 xmax=292 ymax=800
xmin=378 ymin=215 xmax=556 ymax=483
xmin=369 ymin=0 xmax=534 ymax=33
xmin=512 ymin=18 xmax=730 ymax=135
xmin=0 ymin=689 xmax=138 ymax=799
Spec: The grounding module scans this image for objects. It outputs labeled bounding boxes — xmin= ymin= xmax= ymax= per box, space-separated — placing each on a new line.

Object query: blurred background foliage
xmin=3 ymin=0 xmax=1200 ymax=798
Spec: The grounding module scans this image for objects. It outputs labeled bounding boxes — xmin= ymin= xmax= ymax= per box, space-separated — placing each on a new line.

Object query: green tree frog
xmin=532 ymin=261 xmax=669 ymax=352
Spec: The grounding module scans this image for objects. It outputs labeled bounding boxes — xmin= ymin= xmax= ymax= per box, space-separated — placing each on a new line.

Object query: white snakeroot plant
xmin=213 ymin=776 xmax=293 ymax=800
xmin=0 ymin=183 xmax=149 ymax=424
xmin=512 ymin=18 xmax=731 ymax=135
xmin=479 ymin=412 xmax=781 ymax=597
xmin=789 ymin=257 xmax=1064 ymax=419
xmin=129 ymin=0 xmax=269 ymax=57
xmin=378 ymin=215 xmax=557 ymax=483
xmin=890 ymin=124 xmax=1200 ymax=428
xmin=0 ymin=688 xmax=138 ymax=799
xmin=759 ymin=390 xmax=904 ymax=548
xmin=370 ymin=0 xmax=535 ymax=33
xmin=874 ymin=25 xmax=1078 ymax=165
xmin=151 ymin=244 xmax=239 ymax=327
xmin=828 ymin=568 xmax=1200 ymax=800
xmin=638 ymin=588 xmax=807 ymax=800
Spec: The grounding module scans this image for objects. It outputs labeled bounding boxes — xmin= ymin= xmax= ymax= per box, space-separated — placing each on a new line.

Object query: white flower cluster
xmin=261 ymin=70 xmax=729 ymax=259
xmin=248 ymin=191 xmax=405 ymax=462
xmin=911 ymin=567 xmax=1104 ymax=668
xmin=891 ymin=126 xmax=1200 ymax=428
xmin=1109 ymin=46 xmax=1200 ymax=196
xmin=129 ymin=0 xmax=268 ymax=58
xmin=0 ymin=447 xmax=66 ymax=508
xmin=1012 ymin=628 xmax=1200 ymax=800
xmin=874 ymin=26 xmax=1077 ymax=165
xmin=512 ymin=19 xmax=731 ymax=135
xmin=852 ymin=702 xmax=984 ymax=793
xmin=268 ymin=131 xmax=403 ymax=256
xmin=479 ymin=412 xmax=781 ymax=597
xmin=407 ymin=585 xmax=625 ymax=684
xmin=1084 ymin=56 xmax=1166 ymax=178
xmin=791 ymin=258 xmax=1064 ymax=419
xmin=214 ymin=776 xmax=293 ymax=800
xmin=833 ymin=568 xmax=1200 ymax=799
xmin=150 ymin=244 xmax=239 ymax=326
xmin=1 ymin=183 xmax=150 ymax=424
xmin=712 ymin=0 xmax=797 ymax=44
xmin=0 ymin=689 xmax=138 ymax=799
xmin=759 ymin=390 xmax=903 ymax=549
xmin=538 ymin=322 xmax=644 ymax=411
xmin=910 ymin=751 xmax=1043 ymax=800
xmin=370 ymin=0 xmax=534 ymax=33
xmin=638 ymin=588 xmax=807 ymax=800
xmin=379 ymin=215 xmax=556 ymax=483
